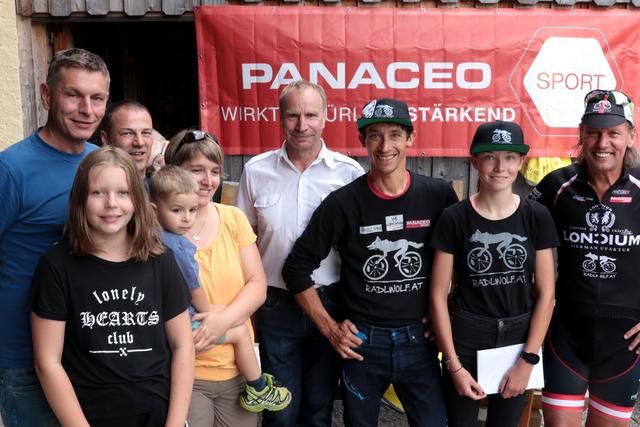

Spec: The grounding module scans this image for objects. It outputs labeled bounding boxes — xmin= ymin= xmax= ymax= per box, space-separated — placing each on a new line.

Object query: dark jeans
xmin=255 ymin=285 xmax=341 ymax=427
xmin=444 ymin=309 xmax=531 ymax=427
xmin=341 ymin=322 xmax=446 ymax=427
xmin=0 ymin=368 xmax=59 ymax=427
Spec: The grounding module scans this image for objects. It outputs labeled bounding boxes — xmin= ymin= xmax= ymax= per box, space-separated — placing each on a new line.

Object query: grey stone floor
xmin=1 ymin=399 xmax=636 ymax=426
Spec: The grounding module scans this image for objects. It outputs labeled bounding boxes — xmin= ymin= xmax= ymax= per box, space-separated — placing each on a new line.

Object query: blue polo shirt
xmin=0 ymin=130 xmax=96 ymax=368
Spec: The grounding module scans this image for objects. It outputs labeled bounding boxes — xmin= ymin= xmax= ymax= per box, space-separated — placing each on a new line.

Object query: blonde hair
xmin=278 ymin=80 xmax=327 ymax=119
xmin=65 ymin=146 xmax=163 ymax=261
xmin=149 ymin=165 xmax=199 ymax=203
xmin=164 ymin=129 xmax=224 ymax=172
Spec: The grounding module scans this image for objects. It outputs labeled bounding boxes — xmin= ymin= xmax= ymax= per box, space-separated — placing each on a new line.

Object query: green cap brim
xmin=470 ymin=144 xmax=530 ymax=154
xmin=357 ymin=117 xmax=413 ymax=130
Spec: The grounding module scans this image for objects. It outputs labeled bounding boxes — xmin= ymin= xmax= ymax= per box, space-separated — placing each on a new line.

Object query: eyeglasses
xmin=584 ymin=90 xmax=632 ymax=108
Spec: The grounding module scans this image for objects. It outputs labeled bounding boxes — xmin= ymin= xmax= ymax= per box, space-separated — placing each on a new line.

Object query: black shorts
xmin=542 ymin=311 xmax=640 ymax=421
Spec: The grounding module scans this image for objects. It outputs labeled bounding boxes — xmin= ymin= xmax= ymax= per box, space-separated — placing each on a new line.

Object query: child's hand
xmin=192 ymin=310 xmax=232 ymax=352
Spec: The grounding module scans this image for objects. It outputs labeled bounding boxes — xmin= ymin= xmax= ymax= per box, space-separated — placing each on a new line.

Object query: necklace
xmin=190 ymin=205 xmax=209 ymax=241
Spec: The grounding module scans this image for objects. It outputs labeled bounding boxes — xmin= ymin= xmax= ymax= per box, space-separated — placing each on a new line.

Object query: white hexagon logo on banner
xmin=510 ymin=28 xmax=624 ymax=138
xmin=524 ymin=37 xmax=616 ymax=128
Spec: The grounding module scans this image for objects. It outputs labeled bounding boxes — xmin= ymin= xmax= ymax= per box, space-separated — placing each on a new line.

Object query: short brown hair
xmin=100 ymin=100 xmax=150 ymax=139
xmin=278 ymin=80 xmax=327 ymax=121
xmin=164 ymin=129 xmax=224 ymax=172
xmin=65 ymin=146 xmax=163 ymax=261
xmin=149 ymin=165 xmax=198 ymax=203
xmin=47 ymin=48 xmax=110 ymax=91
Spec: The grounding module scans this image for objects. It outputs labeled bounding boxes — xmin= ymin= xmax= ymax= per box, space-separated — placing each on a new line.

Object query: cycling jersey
xmin=530 ymin=163 xmax=640 ymax=319
xmin=532 ymin=162 xmax=640 ymax=418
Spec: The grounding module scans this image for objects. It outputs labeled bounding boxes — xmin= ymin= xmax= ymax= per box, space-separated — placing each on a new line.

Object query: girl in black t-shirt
xmin=429 ymin=121 xmax=558 ymax=427
xmin=30 ymin=147 xmax=193 ymax=427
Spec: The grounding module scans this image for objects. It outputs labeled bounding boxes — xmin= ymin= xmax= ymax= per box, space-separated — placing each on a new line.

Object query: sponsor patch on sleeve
xmin=406 ymin=219 xmax=431 ymax=229
xmin=360 ymin=224 xmax=383 ymax=234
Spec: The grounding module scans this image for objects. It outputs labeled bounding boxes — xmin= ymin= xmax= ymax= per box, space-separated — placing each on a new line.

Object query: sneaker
xmin=240 ymin=373 xmax=292 ymax=412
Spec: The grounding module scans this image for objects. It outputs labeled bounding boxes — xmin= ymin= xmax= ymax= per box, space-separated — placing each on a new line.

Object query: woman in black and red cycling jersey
xmin=531 ymin=89 xmax=640 ymax=427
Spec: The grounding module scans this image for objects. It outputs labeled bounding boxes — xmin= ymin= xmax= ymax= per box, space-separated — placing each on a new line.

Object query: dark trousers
xmin=444 ymin=309 xmax=531 ymax=427
xmin=256 ymin=285 xmax=340 ymax=427
xmin=341 ymin=322 xmax=446 ymax=427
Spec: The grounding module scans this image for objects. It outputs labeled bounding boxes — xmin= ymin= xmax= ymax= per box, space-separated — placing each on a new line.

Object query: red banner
xmin=195 ymin=6 xmax=640 ymax=157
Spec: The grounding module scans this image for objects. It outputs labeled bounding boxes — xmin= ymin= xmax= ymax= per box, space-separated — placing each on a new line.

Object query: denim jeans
xmin=341 ymin=322 xmax=446 ymax=427
xmin=0 ymin=368 xmax=59 ymax=427
xmin=443 ymin=309 xmax=531 ymax=427
xmin=255 ymin=285 xmax=341 ymax=427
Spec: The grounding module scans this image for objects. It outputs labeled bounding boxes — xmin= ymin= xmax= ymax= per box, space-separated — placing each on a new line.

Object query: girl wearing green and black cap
xmin=429 ymin=120 xmax=558 ymax=426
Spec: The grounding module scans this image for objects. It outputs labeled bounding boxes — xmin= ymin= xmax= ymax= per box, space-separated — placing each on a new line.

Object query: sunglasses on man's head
xmin=584 ymin=90 xmax=632 ymax=107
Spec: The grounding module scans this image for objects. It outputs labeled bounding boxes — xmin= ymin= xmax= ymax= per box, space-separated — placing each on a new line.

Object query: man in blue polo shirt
xmin=0 ymin=48 xmax=109 ymax=427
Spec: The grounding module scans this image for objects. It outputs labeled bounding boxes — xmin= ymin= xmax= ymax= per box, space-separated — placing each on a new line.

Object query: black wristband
xmin=520 ymin=351 xmax=540 ymax=365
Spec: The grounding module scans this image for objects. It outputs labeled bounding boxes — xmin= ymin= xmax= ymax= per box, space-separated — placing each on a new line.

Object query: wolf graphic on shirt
xmin=468 ymin=230 xmax=528 ymax=273
xmin=367 ymin=236 xmax=424 ymax=267
xmin=469 ymin=230 xmax=527 ymax=257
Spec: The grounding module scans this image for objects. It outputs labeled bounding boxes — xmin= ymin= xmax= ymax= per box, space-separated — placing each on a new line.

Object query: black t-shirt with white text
xmin=283 ymin=172 xmax=458 ymax=327
xmin=430 ymin=198 xmax=558 ymax=318
xmin=29 ymin=240 xmax=190 ymax=419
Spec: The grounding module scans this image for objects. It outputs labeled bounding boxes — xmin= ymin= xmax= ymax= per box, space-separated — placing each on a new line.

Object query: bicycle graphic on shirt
xmin=467 ymin=230 xmax=528 ymax=274
xmin=582 ymin=252 xmax=617 ymax=273
xmin=362 ymin=237 xmax=423 ymax=280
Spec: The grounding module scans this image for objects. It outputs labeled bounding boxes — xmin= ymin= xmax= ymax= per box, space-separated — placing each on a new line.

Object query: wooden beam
xmin=124 ymin=0 xmax=148 ymax=15
xmin=162 ymin=0 xmax=192 ymax=14
xmin=148 ymin=0 xmax=162 ymax=10
xmin=87 ymin=0 xmax=111 ymax=14
xmin=433 ymin=157 xmax=470 ymax=198
xmin=17 ymin=0 xmax=34 ymax=16
xmin=71 ymin=0 xmax=87 ymax=12
xmin=110 ymin=0 xmax=124 ymax=12
xmin=33 ymin=0 xmax=48 ymax=13
xmin=16 ymin=14 xmax=37 ymax=137
xmin=31 ymin=23 xmax=50 ymax=129
xmin=449 ymin=179 xmax=464 ymax=201
xmin=52 ymin=24 xmax=73 ymax=52
xmin=49 ymin=0 xmax=72 ymax=16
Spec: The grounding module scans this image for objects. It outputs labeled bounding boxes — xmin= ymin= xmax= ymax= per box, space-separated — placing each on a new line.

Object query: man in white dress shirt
xmin=237 ymin=80 xmax=363 ymax=427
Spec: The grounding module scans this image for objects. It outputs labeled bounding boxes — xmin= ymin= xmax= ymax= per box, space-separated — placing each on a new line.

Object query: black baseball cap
xmin=357 ymin=98 xmax=412 ymax=130
xmin=581 ymin=89 xmax=634 ymax=128
xmin=470 ymin=121 xmax=529 ymax=155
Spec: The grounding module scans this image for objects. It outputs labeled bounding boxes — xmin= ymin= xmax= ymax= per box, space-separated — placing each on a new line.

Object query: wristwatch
xmin=520 ymin=351 xmax=540 ymax=365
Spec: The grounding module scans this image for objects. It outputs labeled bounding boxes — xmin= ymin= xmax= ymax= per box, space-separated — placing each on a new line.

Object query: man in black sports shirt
xmin=530 ymin=89 xmax=640 ymax=426
xmin=283 ymin=98 xmax=457 ymax=427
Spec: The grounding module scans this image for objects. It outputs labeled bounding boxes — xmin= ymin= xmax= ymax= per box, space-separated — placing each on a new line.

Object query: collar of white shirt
xmin=276 ymin=139 xmax=340 ymax=171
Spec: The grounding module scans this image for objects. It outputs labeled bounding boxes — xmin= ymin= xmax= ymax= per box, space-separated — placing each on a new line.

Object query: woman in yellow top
xmin=164 ymin=129 xmax=269 ymax=427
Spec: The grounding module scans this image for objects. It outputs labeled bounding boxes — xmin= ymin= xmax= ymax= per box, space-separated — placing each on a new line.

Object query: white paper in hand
xmin=476 ymin=343 xmax=543 ymax=395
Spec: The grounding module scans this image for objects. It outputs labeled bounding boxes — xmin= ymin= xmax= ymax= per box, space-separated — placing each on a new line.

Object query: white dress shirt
xmin=237 ymin=141 xmax=364 ymax=289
